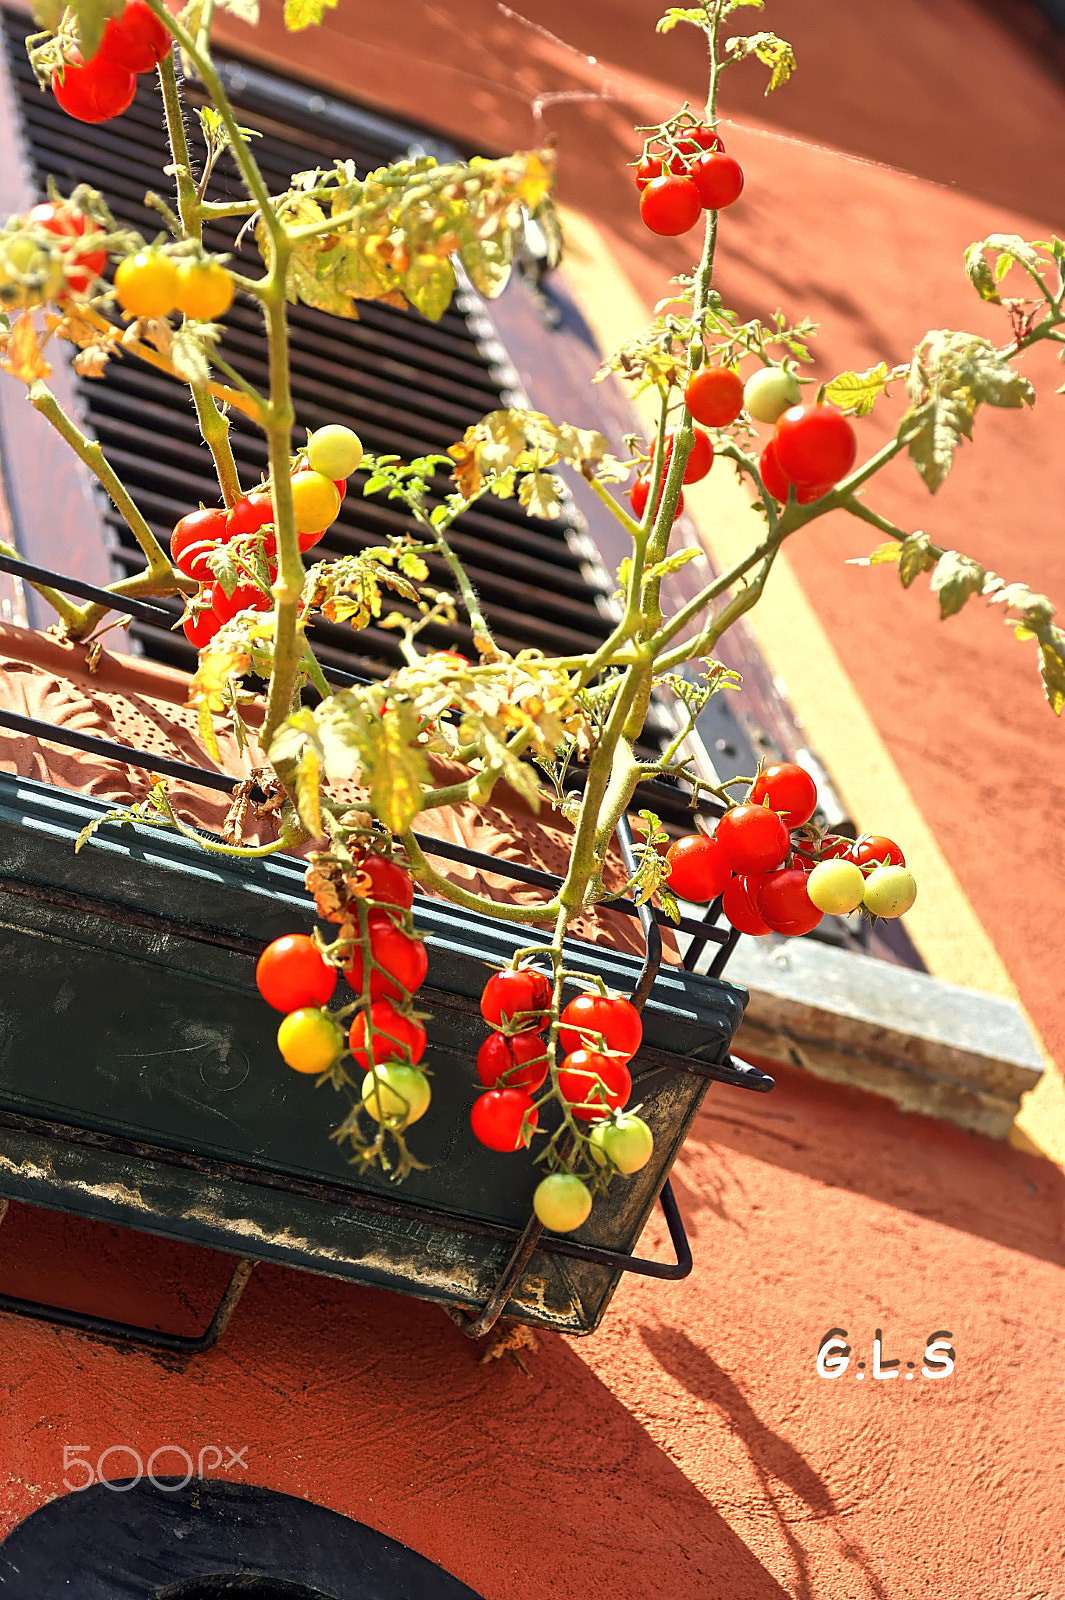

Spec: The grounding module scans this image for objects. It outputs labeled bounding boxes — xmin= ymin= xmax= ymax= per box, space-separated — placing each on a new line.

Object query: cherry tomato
xmin=774 ymin=404 xmax=857 ymax=489
xmin=665 ymin=833 xmax=731 ymax=903
xmin=639 ymin=174 xmax=701 ymax=236
xmin=51 ymin=48 xmax=136 ymax=123
xmin=225 ymin=491 xmax=274 ymax=541
xmin=721 ymin=874 xmax=770 ymax=935
xmin=744 ymin=367 xmax=801 ymax=424
xmin=212 ymin=580 xmax=272 ymax=622
xmin=290 ymin=469 xmax=341 ymax=535
xmin=690 ymin=153 xmax=744 ymax=210
xmin=114 ymin=250 xmax=179 ymax=318
xmin=557 ymin=1050 xmax=631 ymax=1121
xmin=749 ymin=761 xmax=818 ymax=828
xmin=100 ymin=0 xmax=172 ymax=72
xmin=349 ymin=999 xmax=426 ymax=1070
xmin=307 ymin=424 xmax=364 ymax=479
xmin=534 ymin=1173 xmax=591 ymax=1232
xmin=806 ymin=859 xmax=865 ymax=915
xmin=685 ymin=366 xmax=743 ymax=428
xmin=344 ymin=910 xmax=428 ymax=1001
xmin=24 ymin=202 xmax=106 ymax=297
xmin=757 ymin=869 xmax=824 ymax=937
xmin=558 ymin=994 xmax=642 ymax=1062
xmin=714 ymin=804 xmax=791 ymax=874
xmin=172 ymin=507 xmax=226 ymax=573
xmin=759 ymin=440 xmax=791 ymax=504
xmin=588 ymin=1112 xmax=654 ymax=1174
xmin=665 ymin=426 xmax=714 ymax=484
xmin=361 ymin=1063 xmax=431 ymax=1125
xmin=256 ymin=933 xmax=337 ymax=1012
xmin=174 ymin=259 xmax=234 ymax=321
xmin=470 ymin=1088 xmax=537 ymax=1152
xmin=634 ymin=154 xmax=664 ymax=190
xmin=629 ymin=474 xmax=684 ymax=523
xmin=849 ymin=834 xmax=906 ymax=869
xmin=475 ymin=1031 xmax=549 ymax=1094
xmin=679 ymin=125 xmax=724 ymax=155
xmin=862 ymin=865 xmax=917 ymax=918
xmin=333 ymin=478 xmax=348 ymax=502
xmin=480 ymin=967 xmax=551 ymax=1033
xmin=358 ymin=853 xmax=414 ymax=910
xmin=277 ymin=1007 xmax=343 ymax=1075
xmin=182 ymin=595 xmax=221 ymax=649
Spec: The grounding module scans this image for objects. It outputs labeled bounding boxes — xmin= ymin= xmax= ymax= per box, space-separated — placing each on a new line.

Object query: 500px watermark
xmin=817 ymin=1327 xmax=956 ymax=1381
xmin=62 ymin=1444 xmax=249 ymax=1491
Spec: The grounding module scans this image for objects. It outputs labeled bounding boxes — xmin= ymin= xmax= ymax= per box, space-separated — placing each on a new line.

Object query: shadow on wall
xmin=669 ymin=1060 xmax=1065 ymax=1269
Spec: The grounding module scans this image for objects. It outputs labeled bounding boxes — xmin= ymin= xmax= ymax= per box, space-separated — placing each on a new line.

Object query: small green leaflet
xmin=170 ymin=327 xmax=211 ymax=387
xmin=404 ymin=256 xmax=456 ymax=323
xmin=930 ymin=550 xmax=984 ymax=619
xmin=217 ymin=0 xmax=259 ymax=20
xmin=518 ymin=469 xmax=563 ymax=521
xmin=899 ymin=330 xmax=1034 ymax=493
xmin=656 ymin=6 xmax=711 ymax=33
xmin=283 ymin=0 xmax=336 ymax=28
xmin=725 ymin=31 xmax=796 ymax=94
xmin=824 ymin=362 xmax=892 ymax=418
xmin=1039 ymin=630 xmax=1065 ymax=717
xmin=898 ymin=532 xmax=938 ymax=588
xmin=964 ymin=234 xmax=1044 ymax=304
xmin=643 ymin=546 xmax=705 ymax=584
xmin=66 ymin=0 xmax=122 ymax=61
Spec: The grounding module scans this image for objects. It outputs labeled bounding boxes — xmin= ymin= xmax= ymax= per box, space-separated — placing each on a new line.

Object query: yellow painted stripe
xmin=557 ymin=204 xmax=1060 ymax=1156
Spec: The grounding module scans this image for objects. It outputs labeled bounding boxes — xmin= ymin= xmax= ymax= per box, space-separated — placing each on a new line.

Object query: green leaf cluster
xmin=899 ymin=331 xmax=1035 ymax=493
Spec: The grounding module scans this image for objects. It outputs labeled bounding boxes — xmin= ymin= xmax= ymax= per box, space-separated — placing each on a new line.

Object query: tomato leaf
xmin=823 ymin=362 xmax=892 ymax=417
xmin=370 ymin=703 xmax=429 ymax=836
xmin=896 ymin=532 xmax=939 ymax=588
xmin=403 ymin=255 xmax=455 ymax=322
xmin=170 ymin=327 xmax=211 ymax=386
xmin=517 ymin=468 xmax=563 ymax=521
xmin=930 ymin=550 xmax=985 ymax=619
xmin=207 ymin=543 xmax=239 ymax=598
xmin=283 ymin=0 xmax=336 ymax=28
xmin=899 ymin=331 xmax=1034 ymax=493
xmin=0 ymin=314 xmax=51 ymax=383
xmin=1039 ymin=630 xmax=1065 ymax=717
xmin=964 ymin=234 xmax=1046 ymax=304
xmin=725 ymin=30 xmax=796 ymax=93
xmin=644 ymin=546 xmax=705 ymax=583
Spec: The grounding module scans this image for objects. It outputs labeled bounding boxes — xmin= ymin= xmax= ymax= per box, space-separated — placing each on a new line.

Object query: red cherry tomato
xmin=333 ymin=478 xmax=348 ymax=502
xmin=358 ymin=854 xmax=414 ymax=910
xmin=349 ymin=999 xmax=426 ymax=1070
xmin=558 ymin=994 xmax=643 ymax=1063
xmin=344 ymin=910 xmax=428 ymax=1002
xmin=759 ymin=439 xmax=792 ymax=504
xmin=639 ymin=174 xmax=701 ymax=237
xmin=171 ymin=506 xmax=227 ymax=572
xmin=476 ymin=1031 xmax=549 ymax=1094
xmin=665 ymin=834 xmax=731 ymax=903
xmin=629 ymin=475 xmax=684 ymax=523
xmin=665 ymin=426 xmax=714 ymax=484
xmin=756 ymin=868 xmax=824 ymax=937
xmin=634 ymin=154 xmax=665 ymax=190
xmin=721 ymin=875 xmax=770 ymax=936
xmin=749 ymin=762 xmax=818 ymax=829
xmin=25 ymin=202 xmax=107 ymax=297
xmin=100 ymin=0 xmax=172 ymax=73
xmin=849 ymin=834 xmax=906 ymax=869
xmin=774 ymin=404 xmax=857 ymax=489
xmin=684 ymin=366 xmax=743 ymax=428
xmin=557 ymin=1051 xmax=632 ymax=1121
xmin=690 ymin=152 xmax=744 ymax=210
xmin=470 ymin=1089 xmax=538 ymax=1152
xmin=678 ymin=125 xmax=724 ymax=157
xmin=256 ymin=933 xmax=337 ymax=1012
xmin=480 ymin=967 xmax=551 ymax=1032
xmin=225 ymin=491 xmax=273 ymax=541
xmin=51 ymin=48 xmax=136 ymax=123
xmin=182 ymin=595 xmax=221 ymax=649
xmin=212 ymin=580 xmax=272 ymax=623
xmin=714 ymin=804 xmax=791 ymax=874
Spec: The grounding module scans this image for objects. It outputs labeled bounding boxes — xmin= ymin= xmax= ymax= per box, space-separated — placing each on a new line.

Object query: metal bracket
xmin=0 ymin=1197 xmax=254 ymax=1354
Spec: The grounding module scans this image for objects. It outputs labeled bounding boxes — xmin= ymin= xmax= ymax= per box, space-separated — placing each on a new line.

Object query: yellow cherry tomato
xmin=277 ymin=1007 xmax=343 ymax=1075
xmin=533 ymin=1174 xmax=592 ymax=1233
xmin=306 ymin=424 xmax=364 ymax=479
xmin=174 ymin=258 xmax=234 ymax=321
xmin=360 ymin=1064 xmax=431 ymax=1126
xmin=114 ymin=250 xmax=179 ymax=319
xmin=290 ymin=469 xmax=342 ymax=535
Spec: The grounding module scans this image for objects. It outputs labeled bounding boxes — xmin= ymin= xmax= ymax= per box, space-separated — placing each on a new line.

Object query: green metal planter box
xmin=0 ymin=770 xmax=757 ymax=1338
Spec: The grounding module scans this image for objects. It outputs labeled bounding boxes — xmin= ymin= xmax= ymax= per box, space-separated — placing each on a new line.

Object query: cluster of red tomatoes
xmin=0 ymin=200 xmax=107 ymax=308
xmin=475 ymin=974 xmax=653 ymax=1232
xmin=256 ymin=854 xmax=434 ymax=1129
xmin=664 ymin=761 xmax=917 ymax=936
xmin=174 ymin=425 xmax=364 ymax=648
xmin=50 ymin=0 xmax=171 ymax=125
xmin=635 ymin=122 xmax=744 ymax=237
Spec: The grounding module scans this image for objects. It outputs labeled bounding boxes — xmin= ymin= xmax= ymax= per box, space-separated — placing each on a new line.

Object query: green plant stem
xmin=401 ymin=829 xmax=561 ymax=923
xmin=0 ymin=538 xmax=84 ymax=631
xmin=656 ymin=549 xmax=779 ymax=673
xmin=557 ymin=658 xmax=648 ymax=912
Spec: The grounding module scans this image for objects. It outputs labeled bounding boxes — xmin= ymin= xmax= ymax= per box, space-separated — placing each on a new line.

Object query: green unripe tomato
xmin=806 ymin=858 xmax=865 ymax=915
xmin=306 ymin=424 xmax=364 ymax=479
xmin=862 ymin=865 xmax=917 ymax=919
xmin=743 ymin=366 xmax=802 ymax=424
xmin=361 ymin=1063 xmax=431 ymax=1126
xmin=588 ymin=1113 xmax=654 ymax=1175
xmin=277 ymin=1007 xmax=344 ymax=1075
xmin=533 ymin=1173 xmax=593 ymax=1233
xmin=0 ymin=235 xmax=63 ymax=307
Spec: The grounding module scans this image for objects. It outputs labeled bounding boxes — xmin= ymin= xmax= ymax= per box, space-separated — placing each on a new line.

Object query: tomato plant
xmin=51 ymin=48 xmax=135 ymax=123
